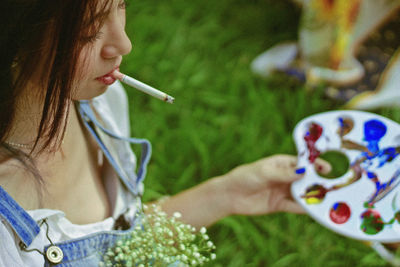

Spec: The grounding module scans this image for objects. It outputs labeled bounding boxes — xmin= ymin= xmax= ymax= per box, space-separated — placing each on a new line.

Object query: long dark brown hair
xmin=1 ymin=0 xmax=113 ymax=185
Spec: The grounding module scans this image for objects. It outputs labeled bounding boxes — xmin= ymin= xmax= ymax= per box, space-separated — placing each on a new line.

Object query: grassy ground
xmin=122 ymin=0 xmax=400 ymax=266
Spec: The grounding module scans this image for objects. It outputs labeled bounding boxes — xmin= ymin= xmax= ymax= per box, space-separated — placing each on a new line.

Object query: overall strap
xmin=0 ymin=186 xmax=40 ymax=247
xmin=78 ymin=101 xmax=152 ymax=194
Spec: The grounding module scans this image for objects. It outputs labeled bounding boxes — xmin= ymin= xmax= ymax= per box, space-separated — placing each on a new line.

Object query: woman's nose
xmin=101 ymin=19 xmax=132 ymax=59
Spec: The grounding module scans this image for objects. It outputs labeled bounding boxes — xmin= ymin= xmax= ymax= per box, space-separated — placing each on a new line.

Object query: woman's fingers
xmin=314 ymin=158 xmax=332 ymax=175
xmin=279 ymin=199 xmax=305 ymax=214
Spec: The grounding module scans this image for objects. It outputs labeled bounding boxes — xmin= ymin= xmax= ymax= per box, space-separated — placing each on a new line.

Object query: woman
xmin=0 ymin=0 xmax=329 ymax=266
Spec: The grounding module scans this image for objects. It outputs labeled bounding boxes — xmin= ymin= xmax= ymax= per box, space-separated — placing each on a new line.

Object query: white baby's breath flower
xmin=173 ymin=212 xmax=182 ymax=218
xmin=181 ymin=254 xmax=188 ymax=261
xmin=200 ymin=227 xmax=207 ymax=234
xmin=101 ymin=204 xmax=216 ymax=266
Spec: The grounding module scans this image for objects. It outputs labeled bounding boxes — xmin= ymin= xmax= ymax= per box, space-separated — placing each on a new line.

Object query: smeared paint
xmin=302 ymin=118 xmax=400 ymax=207
xmin=304 ymin=123 xmax=323 ymax=163
xmin=302 ymin=184 xmax=328 ymax=204
xmin=330 ymin=202 xmax=351 ymax=224
xmin=358 ymin=120 xmax=399 ymax=204
xmin=301 ymin=165 xmax=362 ymax=205
xmin=368 ymin=169 xmax=400 ymax=204
xmin=337 ymin=117 xmax=354 ymax=137
xmin=298 ymin=114 xmax=400 ymax=238
xmin=360 ymin=209 xmax=384 ymax=235
xmin=378 ymin=147 xmax=399 ymax=167
xmin=358 ymin=207 xmax=400 ymax=235
xmin=337 ymin=118 xmax=400 ymax=205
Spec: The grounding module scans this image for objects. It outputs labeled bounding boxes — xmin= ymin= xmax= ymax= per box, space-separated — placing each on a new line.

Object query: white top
xmin=0 ymin=82 xmax=141 ymax=267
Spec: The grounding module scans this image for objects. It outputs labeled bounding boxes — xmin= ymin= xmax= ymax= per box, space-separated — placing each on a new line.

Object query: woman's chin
xmin=72 ymin=82 xmax=111 ymax=100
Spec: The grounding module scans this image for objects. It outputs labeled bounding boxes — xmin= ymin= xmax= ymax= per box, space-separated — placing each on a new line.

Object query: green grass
xmin=122 ymin=0 xmax=400 ymax=266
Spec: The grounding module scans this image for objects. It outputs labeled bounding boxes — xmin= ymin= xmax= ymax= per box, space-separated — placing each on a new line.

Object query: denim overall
xmin=0 ymin=101 xmax=152 ymax=266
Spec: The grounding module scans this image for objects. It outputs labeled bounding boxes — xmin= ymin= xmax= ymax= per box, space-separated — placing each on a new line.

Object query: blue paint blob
xmin=364 ymin=120 xmax=387 ymax=141
xmin=364 ymin=120 xmax=386 ymax=154
xmin=295 ymin=168 xmax=306 ymax=174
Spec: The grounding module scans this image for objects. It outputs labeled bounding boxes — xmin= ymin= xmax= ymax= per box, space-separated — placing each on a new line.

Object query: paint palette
xmin=291 ymin=110 xmax=400 ymax=242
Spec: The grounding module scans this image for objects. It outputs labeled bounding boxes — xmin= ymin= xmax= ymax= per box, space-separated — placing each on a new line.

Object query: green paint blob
xmin=360 ymin=210 xmax=384 ymax=235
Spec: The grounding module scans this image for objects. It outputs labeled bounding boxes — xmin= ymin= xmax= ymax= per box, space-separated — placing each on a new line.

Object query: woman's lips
xmin=96 ymin=75 xmax=116 ymax=85
xmin=96 ymin=67 xmax=119 ymax=85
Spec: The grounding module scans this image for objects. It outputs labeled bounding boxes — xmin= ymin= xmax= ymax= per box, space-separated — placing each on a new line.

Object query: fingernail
xmin=295 ymin=167 xmax=306 ymax=174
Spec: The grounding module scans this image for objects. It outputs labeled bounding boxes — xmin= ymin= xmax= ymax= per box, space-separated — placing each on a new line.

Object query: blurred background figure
xmin=251 ymin=0 xmax=400 ymax=110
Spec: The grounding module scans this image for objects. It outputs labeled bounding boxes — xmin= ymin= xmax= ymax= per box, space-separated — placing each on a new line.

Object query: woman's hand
xmin=160 ymin=154 xmax=331 ymax=228
xmin=219 ymin=154 xmax=331 ymax=216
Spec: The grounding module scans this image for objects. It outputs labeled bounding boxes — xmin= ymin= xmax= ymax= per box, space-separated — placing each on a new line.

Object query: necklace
xmin=4 ymin=141 xmax=33 ymax=149
xmin=4 ymin=137 xmax=67 ymax=150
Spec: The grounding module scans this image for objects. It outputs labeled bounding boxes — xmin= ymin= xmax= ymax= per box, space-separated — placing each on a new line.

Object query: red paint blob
xmin=329 ymin=202 xmax=351 ymax=224
xmin=304 ymin=123 xmax=323 ymax=163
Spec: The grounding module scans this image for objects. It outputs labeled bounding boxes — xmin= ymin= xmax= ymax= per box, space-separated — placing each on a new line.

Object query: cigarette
xmin=112 ymin=70 xmax=174 ymax=104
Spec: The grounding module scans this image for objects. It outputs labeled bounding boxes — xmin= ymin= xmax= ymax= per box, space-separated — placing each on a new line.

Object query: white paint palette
xmin=291 ymin=110 xmax=400 ymax=242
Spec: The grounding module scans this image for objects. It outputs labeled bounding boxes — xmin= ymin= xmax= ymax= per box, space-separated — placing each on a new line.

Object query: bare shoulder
xmin=0 ymin=158 xmax=40 ymax=210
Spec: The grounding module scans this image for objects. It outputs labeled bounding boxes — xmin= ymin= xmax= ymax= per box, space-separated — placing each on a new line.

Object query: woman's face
xmin=72 ymin=0 xmax=132 ymax=100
